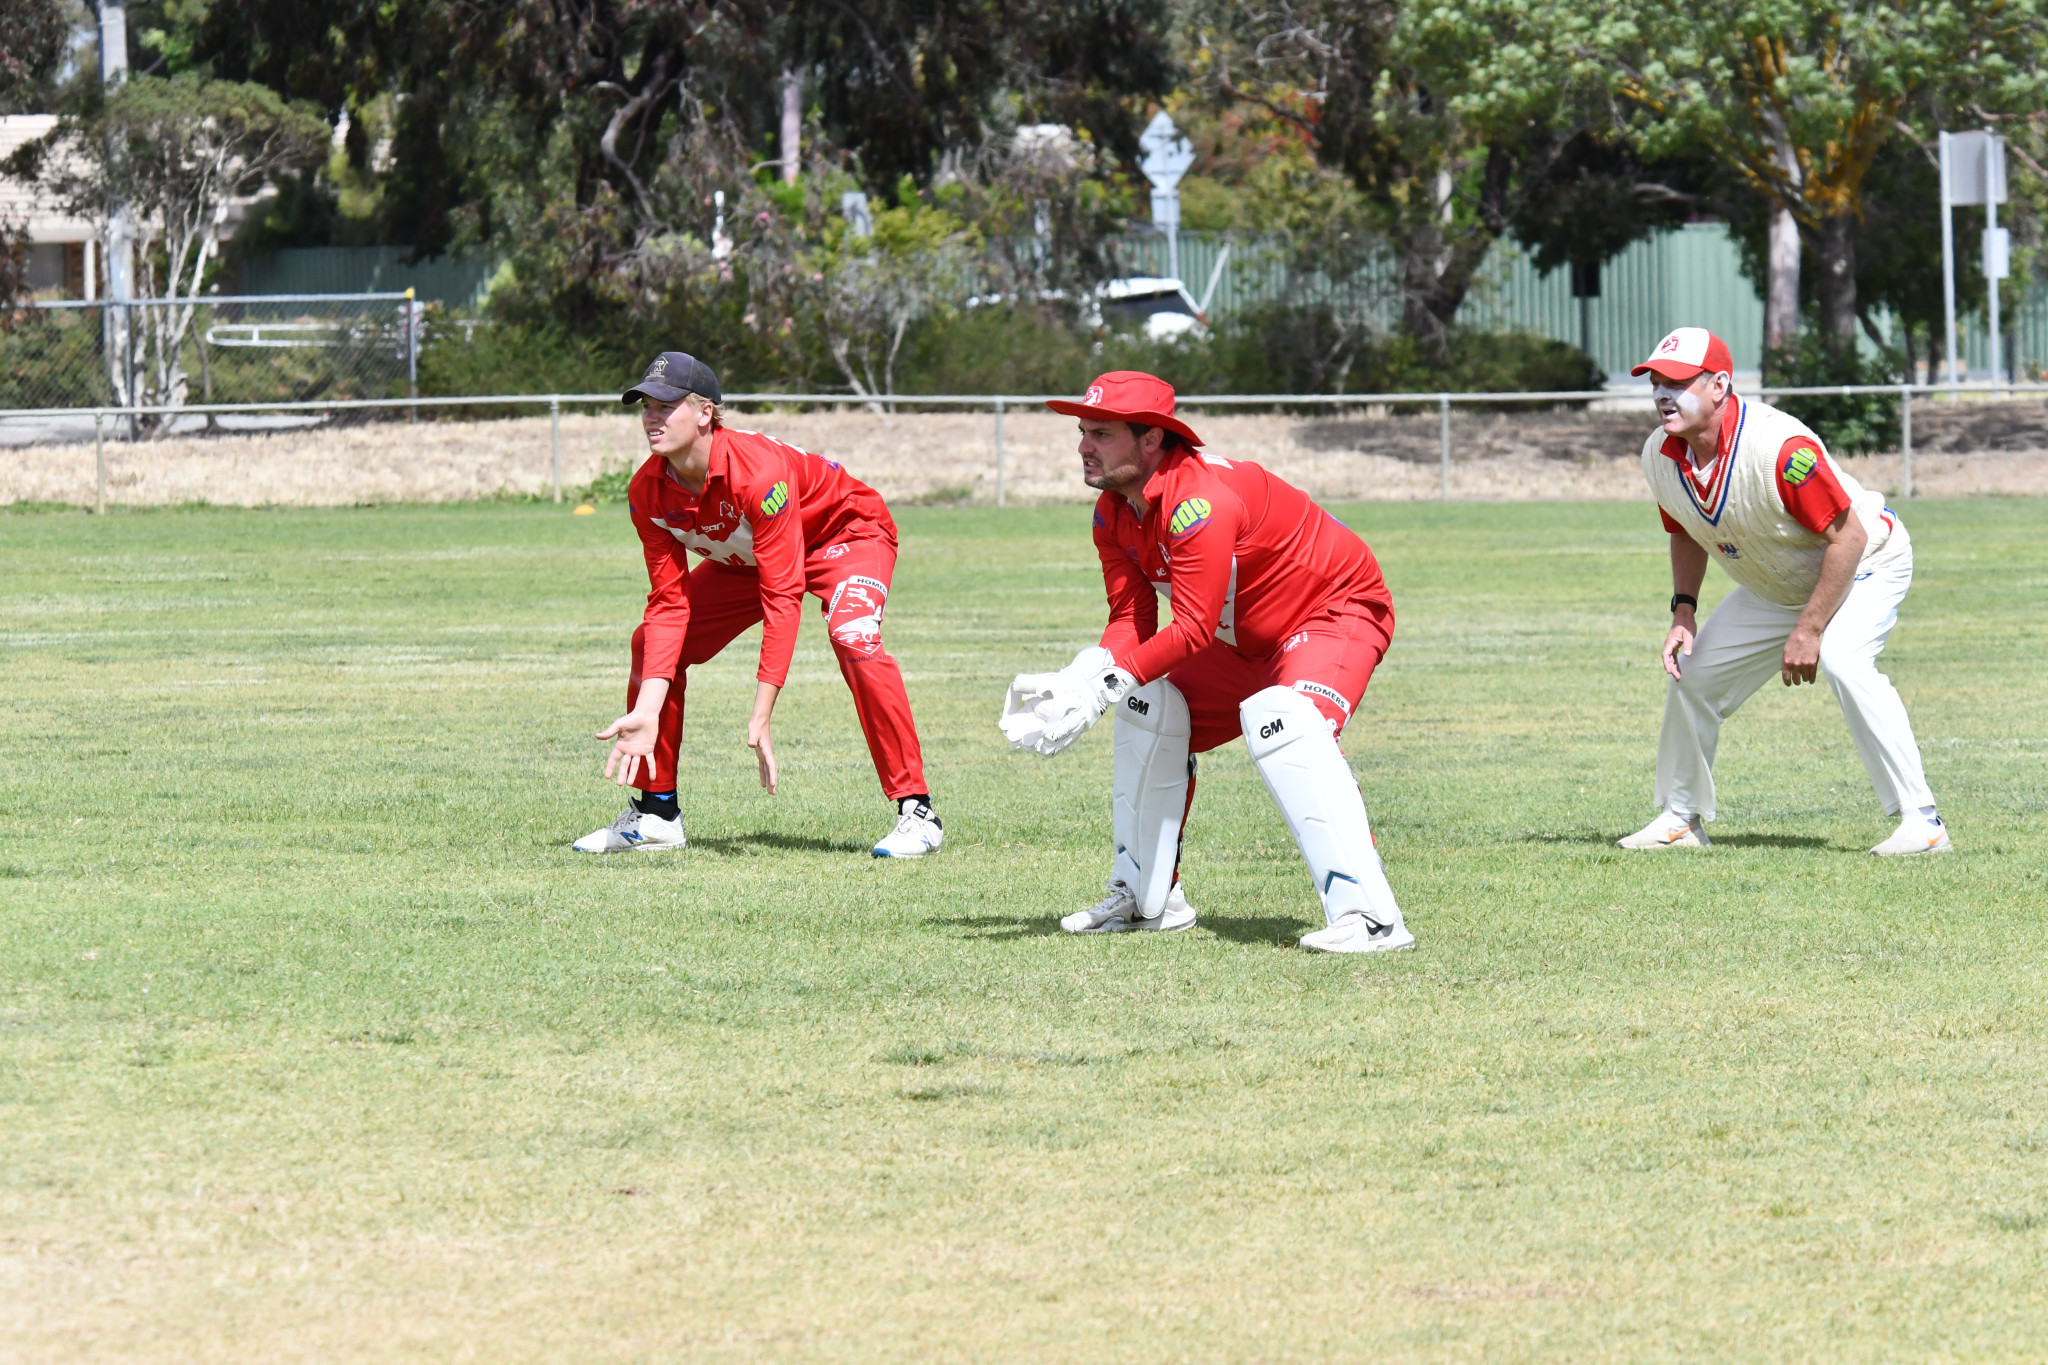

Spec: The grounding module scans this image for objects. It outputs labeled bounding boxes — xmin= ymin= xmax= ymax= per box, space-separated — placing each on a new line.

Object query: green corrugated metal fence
xmin=238 ymin=248 xmax=495 ymax=308
xmin=1122 ymin=223 xmax=2047 ymax=380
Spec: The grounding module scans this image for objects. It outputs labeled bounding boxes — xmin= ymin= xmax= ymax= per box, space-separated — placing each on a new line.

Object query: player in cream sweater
xmin=1619 ymin=328 xmax=1947 ymax=857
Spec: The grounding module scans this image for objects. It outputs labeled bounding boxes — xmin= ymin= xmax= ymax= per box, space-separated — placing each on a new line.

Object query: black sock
xmin=899 ymin=794 xmax=938 ymax=826
xmin=635 ymin=790 xmax=679 ymax=821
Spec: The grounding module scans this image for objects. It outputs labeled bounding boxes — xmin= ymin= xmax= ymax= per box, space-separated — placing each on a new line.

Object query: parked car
xmin=1095 ymin=276 xmax=1206 ymax=341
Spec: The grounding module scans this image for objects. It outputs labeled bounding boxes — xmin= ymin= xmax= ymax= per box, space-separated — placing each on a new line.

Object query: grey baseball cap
xmin=622 ymin=351 xmax=722 ymax=404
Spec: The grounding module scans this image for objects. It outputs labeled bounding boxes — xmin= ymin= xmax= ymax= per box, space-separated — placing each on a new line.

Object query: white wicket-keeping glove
xmin=999 ymin=646 xmax=1105 ymax=752
xmin=999 ymin=646 xmax=1135 ymax=756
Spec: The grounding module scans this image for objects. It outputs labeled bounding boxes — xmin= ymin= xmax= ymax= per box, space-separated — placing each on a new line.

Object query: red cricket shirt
xmin=627 ymin=427 xmax=895 ymax=687
xmin=1656 ymin=394 xmax=1853 ymax=536
xmin=1092 ymin=447 xmax=1393 ymax=685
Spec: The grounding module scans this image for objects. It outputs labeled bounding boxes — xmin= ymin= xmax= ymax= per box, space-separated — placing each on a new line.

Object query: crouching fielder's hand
xmin=998 ymin=646 xmax=1135 ymax=756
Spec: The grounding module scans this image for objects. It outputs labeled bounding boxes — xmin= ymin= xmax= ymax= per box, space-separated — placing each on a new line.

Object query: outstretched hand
xmin=748 ymin=714 xmax=778 ymax=793
xmin=1781 ymin=624 xmax=1821 ymax=686
xmin=1661 ymin=612 xmax=1697 ymax=681
xmin=598 ymin=709 xmax=659 ymax=788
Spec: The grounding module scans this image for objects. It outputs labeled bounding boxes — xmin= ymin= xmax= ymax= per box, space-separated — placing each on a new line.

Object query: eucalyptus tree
xmin=1544 ymin=0 xmax=2048 ymax=354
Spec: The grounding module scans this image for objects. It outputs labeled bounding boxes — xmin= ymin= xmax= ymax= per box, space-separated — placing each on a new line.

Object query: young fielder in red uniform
xmin=1000 ymin=372 xmax=1413 ymax=952
xmin=576 ymin=352 xmax=942 ymax=858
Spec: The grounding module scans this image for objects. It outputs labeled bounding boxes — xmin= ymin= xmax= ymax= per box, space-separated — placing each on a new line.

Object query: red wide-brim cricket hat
xmin=1633 ymin=327 xmax=1735 ymax=381
xmin=1045 ymin=371 xmax=1204 ymax=448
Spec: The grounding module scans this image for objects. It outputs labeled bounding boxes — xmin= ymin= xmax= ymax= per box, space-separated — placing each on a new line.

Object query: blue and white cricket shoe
xmin=573 ymin=807 xmax=687 ymax=853
xmin=872 ymin=799 xmax=943 ymax=858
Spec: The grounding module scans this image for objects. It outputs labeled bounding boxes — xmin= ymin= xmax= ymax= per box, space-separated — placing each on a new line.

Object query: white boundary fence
xmin=7 ymin=381 xmax=2047 ymax=514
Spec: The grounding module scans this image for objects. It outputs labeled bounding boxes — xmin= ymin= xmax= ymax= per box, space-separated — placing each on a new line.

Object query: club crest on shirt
xmin=1167 ymin=497 xmax=1212 ymax=538
xmin=759 ymin=481 xmax=791 ymax=518
xmin=1783 ymin=447 xmax=1818 ymax=486
xmin=1717 ymin=542 xmax=1741 ymax=558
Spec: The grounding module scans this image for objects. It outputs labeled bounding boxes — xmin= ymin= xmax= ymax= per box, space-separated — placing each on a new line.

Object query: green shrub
xmin=891 ymin=305 xmax=1092 ymax=394
xmin=420 ymin=320 xmax=636 ymax=411
xmin=414 ymin=298 xmax=1603 ymax=409
xmin=1763 ymin=332 xmax=1902 ymax=454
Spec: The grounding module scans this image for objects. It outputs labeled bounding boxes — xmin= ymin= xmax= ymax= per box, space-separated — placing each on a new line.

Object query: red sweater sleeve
xmin=1117 ymin=491 xmax=1240 ymax=684
xmin=734 ymin=460 xmax=807 ymax=687
xmin=1775 ymin=437 xmax=1853 ymax=533
xmin=1095 ymin=505 xmax=1157 ymax=662
xmin=631 ymin=496 xmax=691 ymax=682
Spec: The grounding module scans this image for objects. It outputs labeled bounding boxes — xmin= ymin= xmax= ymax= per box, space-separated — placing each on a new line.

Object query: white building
xmin=0 ymin=114 xmax=99 ymax=298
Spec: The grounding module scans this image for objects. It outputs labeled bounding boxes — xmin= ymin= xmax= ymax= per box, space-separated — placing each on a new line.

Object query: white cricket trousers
xmin=1656 ymin=554 xmax=1935 ymax=820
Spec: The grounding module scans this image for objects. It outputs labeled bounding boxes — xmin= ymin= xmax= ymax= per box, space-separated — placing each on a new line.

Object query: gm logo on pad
xmin=759 ymin=481 xmax=791 ymax=518
xmin=1167 ymin=497 xmax=1212 ymax=537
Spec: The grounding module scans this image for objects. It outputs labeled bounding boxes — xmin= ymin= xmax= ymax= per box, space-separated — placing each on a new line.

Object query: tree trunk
xmin=1815 ymin=211 xmax=1858 ymax=358
xmin=1764 ymin=202 xmax=1800 ymax=354
xmin=779 ymin=67 xmax=803 ymax=185
xmin=1396 ymin=148 xmax=1511 ymax=356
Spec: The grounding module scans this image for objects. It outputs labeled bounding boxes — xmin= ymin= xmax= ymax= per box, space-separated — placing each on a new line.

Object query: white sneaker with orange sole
xmin=1871 ymin=815 xmax=1951 ymax=856
xmin=1617 ymin=810 xmax=1709 ymax=849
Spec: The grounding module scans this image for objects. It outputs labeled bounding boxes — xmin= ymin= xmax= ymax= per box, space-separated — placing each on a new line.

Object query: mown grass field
xmin=3 ymin=496 xmax=2046 ymax=1362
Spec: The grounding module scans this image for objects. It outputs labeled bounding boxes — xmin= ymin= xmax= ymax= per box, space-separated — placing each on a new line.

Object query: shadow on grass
xmin=936 ymin=914 xmax=1062 ymax=940
xmin=1201 ymin=915 xmax=1309 ymax=948
xmin=689 ymin=831 xmax=873 ymax=856
xmin=1709 ymin=833 xmax=1833 ymax=850
xmin=1519 ymin=830 xmax=1835 ymax=851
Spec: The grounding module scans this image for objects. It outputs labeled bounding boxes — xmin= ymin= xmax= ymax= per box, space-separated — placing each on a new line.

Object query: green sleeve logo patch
xmin=759 ymin=481 xmax=791 ymax=518
xmin=1167 ymin=497 xmax=1213 ymax=537
xmin=1783 ymin=447 xmax=1818 ymax=486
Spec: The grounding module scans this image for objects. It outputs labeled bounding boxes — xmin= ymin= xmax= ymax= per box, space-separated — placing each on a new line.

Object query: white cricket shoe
xmin=1872 ymin=815 xmax=1952 ymax=857
xmin=1617 ymin=809 xmax=1709 ymax=849
xmin=573 ymin=806 xmax=686 ymax=853
xmin=1300 ymin=914 xmax=1415 ymax=954
xmin=872 ymin=799 xmax=944 ymax=858
xmin=1059 ymin=879 xmax=1197 ymax=934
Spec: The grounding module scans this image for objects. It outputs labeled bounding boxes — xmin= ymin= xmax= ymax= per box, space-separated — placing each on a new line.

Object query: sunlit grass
xmin=2 ymin=498 xmax=2045 ymax=1362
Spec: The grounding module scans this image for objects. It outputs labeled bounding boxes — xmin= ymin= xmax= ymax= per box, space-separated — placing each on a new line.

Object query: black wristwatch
xmin=1670 ymin=593 xmax=1698 ymax=614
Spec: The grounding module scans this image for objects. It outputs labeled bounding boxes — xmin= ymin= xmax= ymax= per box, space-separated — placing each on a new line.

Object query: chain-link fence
xmin=3 ymin=383 xmax=2046 ymax=513
xmin=0 ymin=293 xmax=419 ymax=444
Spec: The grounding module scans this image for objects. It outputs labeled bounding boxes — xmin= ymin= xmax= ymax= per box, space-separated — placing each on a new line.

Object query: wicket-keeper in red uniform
xmin=578 ymin=352 xmax=942 ymax=858
xmin=1000 ymin=372 xmax=1413 ymax=952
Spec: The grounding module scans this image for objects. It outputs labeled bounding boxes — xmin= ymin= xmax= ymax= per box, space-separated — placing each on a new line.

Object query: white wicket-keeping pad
xmin=1113 ymin=679 xmax=1192 ymax=919
xmin=1240 ymin=686 xmax=1402 ymax=928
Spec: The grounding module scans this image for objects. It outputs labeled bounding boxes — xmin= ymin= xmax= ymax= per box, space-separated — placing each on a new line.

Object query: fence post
xmin=406 ymin=288 xmax=419 ymax=424
xmin=124 ymin=301 xmax=137 ymax=442
xmin=1900 ymin=384 xmax=1913 ymax=500
xmin=1438 ymin=394 xmax=1451 ymax=501
xmin=94 ymin=409 xmax=106 ymax=515
xmin=550 ymin=397 xmax=562 ymax=503
xmin=994 ymin=398 xmax=1006 ymax=508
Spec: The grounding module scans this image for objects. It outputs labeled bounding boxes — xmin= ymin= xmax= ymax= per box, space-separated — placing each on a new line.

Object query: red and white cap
xmin=1045 ymin=371 xmax=1204 ymax=447
xmin=1632 ymin=327 xmax=1735 ymax=382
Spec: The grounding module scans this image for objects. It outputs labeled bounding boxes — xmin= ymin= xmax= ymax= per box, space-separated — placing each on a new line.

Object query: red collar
xmin=661 ymin=429 xmax=729 ymax=500
xmin=1659 ymin=394 xmax=1740 ymax=503
xmin=1131 ymin=446 xmax=1195 ymax=517
xmin=1659 ymin=393 xmax=1741 ymax=465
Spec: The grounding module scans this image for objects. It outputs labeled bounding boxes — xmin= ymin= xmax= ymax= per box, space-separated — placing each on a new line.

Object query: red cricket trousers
xmin=1168 ymin=602 xmax=1392 ymax=753
xmin=626 ymin=537 xmax=928 ymax=799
